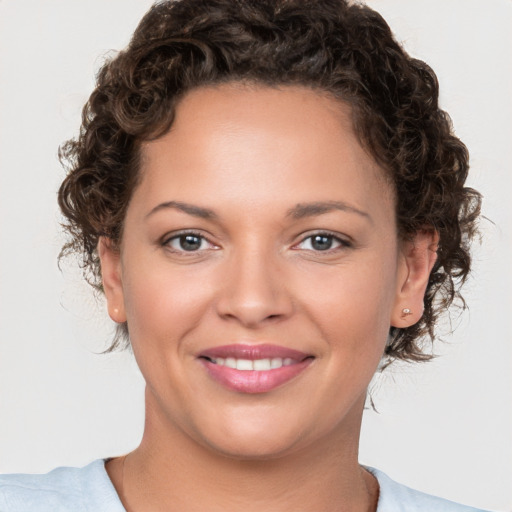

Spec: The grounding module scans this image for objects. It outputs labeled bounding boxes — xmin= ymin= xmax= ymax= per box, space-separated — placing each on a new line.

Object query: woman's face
xmin=101 ymin=84 xmax=424 ymax=458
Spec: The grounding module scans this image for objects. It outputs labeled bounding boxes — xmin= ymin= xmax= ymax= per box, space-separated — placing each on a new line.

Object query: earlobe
xmin=98 ymin=237 xmax=127 ymax=323
xmin=391 ymin=228 xmax=439 ymax=328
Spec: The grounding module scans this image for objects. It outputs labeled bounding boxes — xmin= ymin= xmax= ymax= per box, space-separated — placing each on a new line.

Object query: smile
xmin=207 ymin=357 xmax=296 ymax=371
xmin=198 ymin=344 xmax=314 ymax=393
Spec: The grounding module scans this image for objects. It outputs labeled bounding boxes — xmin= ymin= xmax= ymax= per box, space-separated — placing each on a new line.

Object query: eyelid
xmin=160 ymin=229 xmax=351 ymax=253
xmin=292 ymin=230 xmax=352 ymax=251
xmin=161 ymin=229 xmax=219 ymax=252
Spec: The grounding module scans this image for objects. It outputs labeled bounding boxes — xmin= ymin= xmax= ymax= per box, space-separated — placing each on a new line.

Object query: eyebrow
xmin=286 ymin=201 xmax=372 ymax=223
xmin=145 ymin=201 xmax=218 ymax=220
xmin=145 ymin=200 xmax=371 ymax=223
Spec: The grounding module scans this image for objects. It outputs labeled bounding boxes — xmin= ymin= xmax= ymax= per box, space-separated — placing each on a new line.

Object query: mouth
xmin=198 ymin=344 xmax=314 ymax=393
xmin=202 ymin=356 xmax=298 ymax=371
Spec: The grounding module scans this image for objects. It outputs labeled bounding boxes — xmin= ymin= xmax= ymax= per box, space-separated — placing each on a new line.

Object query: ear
xmin=391 ymin=228 xmax=439 ymax=328
xmin=98 ymin=237 xmax=127 ymax=323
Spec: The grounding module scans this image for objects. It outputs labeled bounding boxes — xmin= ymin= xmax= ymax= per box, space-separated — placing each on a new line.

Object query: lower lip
xmin=200 ymin=359 xmax=313 ymax=394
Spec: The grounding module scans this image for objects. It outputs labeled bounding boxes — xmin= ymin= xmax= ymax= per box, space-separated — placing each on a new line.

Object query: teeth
xmin=210 ymin=357 xmax=295 ymax=370
xmin=225 ymin=357 xmax=236 ymax=369
xmin=253 ymin=359 xmax=271 ymax=371
xmin=270 ymin=358 xmax=282 ymax=369
xmin=236 ymin=359 xmax=253 ymax=370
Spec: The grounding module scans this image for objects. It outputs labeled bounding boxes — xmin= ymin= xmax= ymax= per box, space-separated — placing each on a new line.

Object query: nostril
xmin=215 ymin=285 xmax=294 ymax=327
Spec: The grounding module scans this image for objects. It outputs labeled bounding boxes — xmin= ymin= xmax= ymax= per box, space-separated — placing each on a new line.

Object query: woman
xmin=0 ymin=0 xmax=491 ymax=510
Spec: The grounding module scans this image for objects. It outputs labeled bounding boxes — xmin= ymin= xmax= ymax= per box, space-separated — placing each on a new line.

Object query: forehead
xmin=136 ymin=83 xmax=394 ymax=221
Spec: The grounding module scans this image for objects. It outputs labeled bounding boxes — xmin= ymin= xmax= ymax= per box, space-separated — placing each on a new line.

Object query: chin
xmin=203 ymin=434 xmax=305 ymax=461
xmin=190 ymin=413 xmax=309 ymax=461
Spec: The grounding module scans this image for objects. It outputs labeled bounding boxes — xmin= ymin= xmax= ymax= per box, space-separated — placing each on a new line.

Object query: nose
xmin=215 ymin=245 xmax=294 ymax=328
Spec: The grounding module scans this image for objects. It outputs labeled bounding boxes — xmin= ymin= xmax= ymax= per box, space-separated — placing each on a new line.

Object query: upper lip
xmin=199 ymin=344 xmax=312 ymax=361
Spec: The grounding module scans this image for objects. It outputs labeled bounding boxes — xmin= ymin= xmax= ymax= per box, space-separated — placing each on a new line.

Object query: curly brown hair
xmin=58 ymin=0 xmax=481 ymax=361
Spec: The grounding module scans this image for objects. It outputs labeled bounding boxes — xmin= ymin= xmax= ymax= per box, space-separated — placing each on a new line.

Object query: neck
xmin=107 ymin=390 xmax=378 ymax=512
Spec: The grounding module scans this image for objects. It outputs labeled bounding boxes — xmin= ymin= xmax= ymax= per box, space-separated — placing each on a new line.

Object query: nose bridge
xmin=216 ymin=237 xmax=292 ymax=326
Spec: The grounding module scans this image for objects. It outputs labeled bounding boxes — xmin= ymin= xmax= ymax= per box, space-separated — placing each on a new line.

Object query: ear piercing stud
xmin=401 ymin=308 xmax=412 ymax=318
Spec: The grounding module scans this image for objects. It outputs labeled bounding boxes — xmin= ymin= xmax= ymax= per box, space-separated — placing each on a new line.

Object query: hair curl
xmin=58 ymin=0 xmax=481 ymax=361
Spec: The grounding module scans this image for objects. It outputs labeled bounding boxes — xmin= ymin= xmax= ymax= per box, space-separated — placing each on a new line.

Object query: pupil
xmin=180 ymin=235 xmax=201 ymax=251
xmin=312 ymin=235 xmax=332 ymax=250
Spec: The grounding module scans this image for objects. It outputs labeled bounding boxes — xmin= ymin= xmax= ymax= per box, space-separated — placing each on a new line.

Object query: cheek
xmin=294 ymin=256 xmax=398 ymax=403
xmin=121 ymin=260 xmax=217 ymax=346
xmin=300 ymin=258 xmax=398 ymax=338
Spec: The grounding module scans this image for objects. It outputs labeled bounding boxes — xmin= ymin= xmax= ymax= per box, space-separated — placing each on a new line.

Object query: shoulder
xmin=0 ymin=459 xmax=124 ymax=512
xmin=367 ymin=467 xmax=491 ymax=512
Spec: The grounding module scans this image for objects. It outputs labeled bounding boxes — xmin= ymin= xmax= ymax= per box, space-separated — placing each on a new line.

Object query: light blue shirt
xmin=0 ymin=460 xmax=489 ymax=511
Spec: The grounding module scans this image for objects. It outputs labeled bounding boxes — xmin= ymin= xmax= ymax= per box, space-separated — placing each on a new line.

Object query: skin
xmin=100 ymin=84 xmax=437 ymax=512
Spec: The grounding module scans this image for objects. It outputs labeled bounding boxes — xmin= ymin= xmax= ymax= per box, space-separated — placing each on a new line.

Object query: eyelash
xmin=162 ymin=230 xmax=351 ymax=254
xmin=162 ymin=230 xmax=218 ymax=254
xmin=293 ymin=231 xmax=352 ymax=253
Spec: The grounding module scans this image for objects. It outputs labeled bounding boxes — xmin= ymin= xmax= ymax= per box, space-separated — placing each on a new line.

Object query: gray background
xmin=0 ymin=1 xmax=511 ymax=510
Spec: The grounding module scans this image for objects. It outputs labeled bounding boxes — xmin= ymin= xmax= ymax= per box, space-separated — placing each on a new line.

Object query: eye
xmin=164 ymin=232 xmax=215 ymax=252
xmin=295 ymin=233 xmax=348 ymax=252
